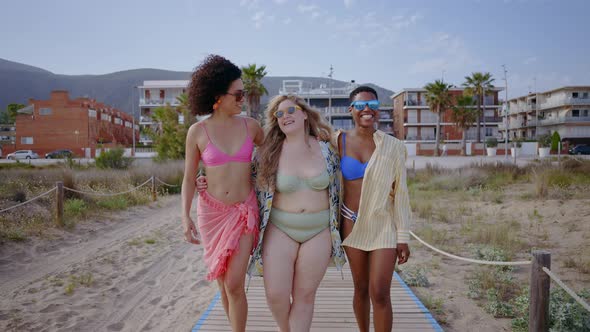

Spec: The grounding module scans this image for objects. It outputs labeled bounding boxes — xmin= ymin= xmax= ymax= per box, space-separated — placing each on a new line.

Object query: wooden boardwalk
xmin=192 ymin=267 xmax=443 ymax=331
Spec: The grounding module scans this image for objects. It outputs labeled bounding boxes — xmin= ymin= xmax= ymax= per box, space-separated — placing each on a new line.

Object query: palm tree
xmin=463 ymin=72 xmax=495 ymax=143
xmin=241 ymin=64 xmax=268 ymax=119
xmin=424 ymin=80 xmax=453 ymax=156
xmin=451 ymin=95 xmax=477 ymax=156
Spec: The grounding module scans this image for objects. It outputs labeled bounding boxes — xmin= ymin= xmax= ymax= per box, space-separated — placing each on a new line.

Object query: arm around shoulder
xmin=246 ymin=117 xmax=264 ymax=146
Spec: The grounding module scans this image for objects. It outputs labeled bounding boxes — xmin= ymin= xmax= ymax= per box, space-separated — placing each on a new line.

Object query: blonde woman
xmin=248 ymin=95 xmax=346 ymax=332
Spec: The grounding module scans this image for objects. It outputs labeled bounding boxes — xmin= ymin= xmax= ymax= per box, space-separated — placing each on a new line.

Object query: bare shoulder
xmin=242 ymin=116 xmax=262 ymax=130
xmin=187 ymin=122 xmax=203 ymax=142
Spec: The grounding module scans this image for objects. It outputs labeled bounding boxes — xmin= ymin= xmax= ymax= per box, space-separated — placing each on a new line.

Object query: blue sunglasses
xmin=351 ymin=100 xmax=380 ymax=111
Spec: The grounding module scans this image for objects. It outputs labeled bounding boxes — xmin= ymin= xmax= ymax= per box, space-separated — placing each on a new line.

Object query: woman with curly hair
xmin=247 ymin=95 xmax=346 ymax=332
xmin=181 ymin=54 xmax=263 ymax=331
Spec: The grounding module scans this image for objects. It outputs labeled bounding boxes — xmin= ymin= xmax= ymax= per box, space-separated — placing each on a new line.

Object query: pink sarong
xmin=197 ymin=189 xmax=259 ymax=281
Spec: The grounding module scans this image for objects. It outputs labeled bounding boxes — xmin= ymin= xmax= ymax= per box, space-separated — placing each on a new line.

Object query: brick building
xmin=392 ymin=87 xmax=503 ymax=155
xmin=15 ymin=91 xmax=138 ymax=157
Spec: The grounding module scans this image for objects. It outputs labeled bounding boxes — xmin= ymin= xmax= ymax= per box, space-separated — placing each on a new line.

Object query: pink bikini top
xmin=200 ymin=118 xmax=254 ymax=167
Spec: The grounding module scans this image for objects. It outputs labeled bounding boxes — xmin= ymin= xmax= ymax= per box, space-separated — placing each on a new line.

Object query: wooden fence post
xmin=151 ymin=176 xmax=157 ymax=202
xmin=56 ymin=182 xmax=64 ymax=226
xmin=529 ymin=250 xmax=551 ymax=332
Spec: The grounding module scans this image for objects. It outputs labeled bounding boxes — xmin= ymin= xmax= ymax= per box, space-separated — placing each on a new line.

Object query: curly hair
xmin=187 ymin=55 xmax=241 ymax=116
xmin=256 ymin=95 xmax=332 ymax=191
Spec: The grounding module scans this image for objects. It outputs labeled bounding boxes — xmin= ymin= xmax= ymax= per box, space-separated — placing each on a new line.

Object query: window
xmin=583 ymin=92 xmax=589 ymax=99
xmin=88 ymin=109 xmax=97 ymax=118
xmin=485 ymin=127 xmax=494 ymax=137
xmin=21 ymin=137 xmax=33 ymax=144
xmin=572 ymin=92 xmax=579 ymax=98
xmin=583 ymin=110 xmax=589 ymax=117
xmin=572 ymin=110 xmax=580 ymax=117
xmin=39 ymin=108 xmax=52 ymax=115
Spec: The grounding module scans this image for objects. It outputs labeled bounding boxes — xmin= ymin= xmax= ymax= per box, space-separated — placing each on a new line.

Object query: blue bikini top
xmin=341 ymin=133 xmax=369 ymax=181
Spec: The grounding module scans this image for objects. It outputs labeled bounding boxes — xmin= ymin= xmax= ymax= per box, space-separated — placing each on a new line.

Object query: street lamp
xmin=132 ymin=86 xmax=137 ymax=157
xmin=502 ymin=65 xmax=509 ymax=159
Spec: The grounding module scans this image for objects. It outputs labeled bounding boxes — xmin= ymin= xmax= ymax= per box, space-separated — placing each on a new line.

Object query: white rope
xmin=63 ymin=177 xmax=153 ymax=197
xmin=410 ymin=231 xmax=532 ymax=266
xmin=155 ymin=177 xmax=179 ymax=187
xmin=542 ymin=267 xmax=590 ymax=312
xmin=0 ymin=187 xmax=57 ymax=213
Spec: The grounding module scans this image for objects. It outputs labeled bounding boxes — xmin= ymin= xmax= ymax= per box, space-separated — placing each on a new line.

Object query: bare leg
xmin=290 ymin=228 xmax=332 ymax=332
xmin=263 ymin=223 xmax=299 ymax=332
xmin=368 ymin=249 xmax=397 ymax=332
xmin=342 ymin=219 xmax=370 ymax=332
xmin=215 ymin=279 xmax=229 ymax=321
xmin=223 ymin=232 xmax=254 ymax=332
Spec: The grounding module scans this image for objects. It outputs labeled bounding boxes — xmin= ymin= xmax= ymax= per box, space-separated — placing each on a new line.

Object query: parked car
xmin=45 ymin=149 xmax=73 ymax=159
xmin=6 ymin=150 xmax=39 ymax=160
xmin=568 ymin=144 xmax=590 ymax=155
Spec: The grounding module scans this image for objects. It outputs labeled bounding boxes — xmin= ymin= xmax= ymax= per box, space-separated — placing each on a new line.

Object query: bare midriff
xmin=342 ymin=178 xmax=363 ymax=212
xmin=273 ymin=189 xmax=329 ymax=214
xmin=204 ymin=162 xmax=253 ymax=205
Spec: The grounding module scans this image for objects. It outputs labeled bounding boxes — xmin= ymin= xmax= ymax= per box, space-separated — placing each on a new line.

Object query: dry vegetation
xmin=0 ymin=160 xmax=184 ymax=243
xmin=401 ymin=158 xmax=590 ymax=331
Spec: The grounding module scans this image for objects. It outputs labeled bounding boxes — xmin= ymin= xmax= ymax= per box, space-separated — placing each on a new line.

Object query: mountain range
xmin=0 ymin=58 xmax=394 ymax=117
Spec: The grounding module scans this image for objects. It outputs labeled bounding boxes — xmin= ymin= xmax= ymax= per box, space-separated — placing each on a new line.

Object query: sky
xmin=1 ymin=0 xmax=589 ymax=99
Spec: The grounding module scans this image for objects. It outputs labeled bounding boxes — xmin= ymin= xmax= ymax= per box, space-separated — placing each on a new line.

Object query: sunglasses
xmin=225 ymin=90 xmax=246 ymax=102
xmin=350 ymin=100 xmax=380 ymax=111
xmin=274 ymin=105 xmax=302 ymax=118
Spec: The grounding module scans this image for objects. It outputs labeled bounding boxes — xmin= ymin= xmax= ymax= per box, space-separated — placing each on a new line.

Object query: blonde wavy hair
xmin=256 ymin=95 xmax=333 ymax=191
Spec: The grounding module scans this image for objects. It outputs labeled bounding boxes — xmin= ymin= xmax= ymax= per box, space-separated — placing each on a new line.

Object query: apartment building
xmin=499 ymin=86 xmax=590 ymax=145
xmin=0 ymin=124 xmax=16 ymax=155
xmin=137 ymin=80 xmax=188 ymax=145
xmin=279 ymin=80 xmax=394 ymax=134
xmin=392 ymin=87 xmax=503 ymax=143
xmin=15 ymin=91 xmax=138 ymax=157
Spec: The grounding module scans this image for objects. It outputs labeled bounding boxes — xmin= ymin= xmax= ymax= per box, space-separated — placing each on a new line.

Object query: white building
xmin=499 ymin=86 xmax=590 ymax=145
xmin=279 ymin=80 xmax=394 ymax=134
xmin=137 ymin=80 xmax=188 ymax=145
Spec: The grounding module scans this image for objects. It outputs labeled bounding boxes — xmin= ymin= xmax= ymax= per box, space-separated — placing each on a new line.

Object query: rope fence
xmin=0 ymin=187 xmax=57 ymax=214
xmin=542 ymin=267 xmax=590 ymax=312
xmin=63 ymin=177 xmax=153 ymax=197
xmin=409 ymin=231 xmax=531 ymax=266
xmin=0 ymin=176 xmax=178 ymax=215
xmin=410 ymin=229 xmax=589 ymax=331
xmin=155 ymin=177 xmax=180 ymax=187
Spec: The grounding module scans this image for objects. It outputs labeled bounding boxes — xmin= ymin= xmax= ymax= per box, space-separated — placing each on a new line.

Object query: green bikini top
xmin=276 ymin=171 xmax=330 ymax=193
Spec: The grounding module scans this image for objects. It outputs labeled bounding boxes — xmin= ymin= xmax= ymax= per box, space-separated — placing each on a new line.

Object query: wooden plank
xmin=193 ymin=267 xmax=442 ymax=331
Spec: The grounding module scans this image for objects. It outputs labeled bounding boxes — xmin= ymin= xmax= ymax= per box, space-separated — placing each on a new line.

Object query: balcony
xmin=139 ymin=98 xmax=181 ymax=106
xmin=317 ymin=106 xmax=350 ymax=115
xmin=539 ymin=116 xmax=590 ymax=126
xmin=538 ymin=97 xmax=590 ymax=110
xmin=482 ymin=116 xmax=501 ymax=123
xmin=403 ymin=100 xmax=428 ymax=107
xmin=405 ymin=135 xmax=436 ymax=141
xmin=139 ymin=116 xmax=154 ymax=124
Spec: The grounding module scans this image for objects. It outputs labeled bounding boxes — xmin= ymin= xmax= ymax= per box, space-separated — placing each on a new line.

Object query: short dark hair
xmin=349 ymin=86 xmax=378 ymax=102
xmin=188 ymin=55 xmax=242 ymax=116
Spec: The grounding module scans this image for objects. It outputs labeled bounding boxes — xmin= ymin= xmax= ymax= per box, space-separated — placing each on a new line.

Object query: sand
xmin=0 ymin=195 xmax=216 ymax=332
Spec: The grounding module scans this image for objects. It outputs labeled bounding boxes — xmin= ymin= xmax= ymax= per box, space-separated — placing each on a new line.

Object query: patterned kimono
xmin=247 ymin=140 xmax=347 ymax=277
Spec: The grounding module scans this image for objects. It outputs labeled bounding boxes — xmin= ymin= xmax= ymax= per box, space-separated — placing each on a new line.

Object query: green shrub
xmin=511 ymin=288 xmax=590 ymax=331
xmin=64 ymin=199 xmax=87 ymax=217
xmin=96 ymin=196 xmax=128 ymax=210
xmin=95 ymin=148 xmax=133 ymax=169
xmin=399 ymin=266 xmax=430 ymax=287
xmin=486 ymin=137 xmax=498 ymax=148
xmin=537 ymin=133 xmax=552 ymax=148
xmin=551 ymin=131 xmax=561 ymax=152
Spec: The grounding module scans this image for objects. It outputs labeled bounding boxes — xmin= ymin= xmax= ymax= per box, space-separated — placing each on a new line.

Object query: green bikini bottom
xmin=269 ymin=208 xmax=330 ymax=243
